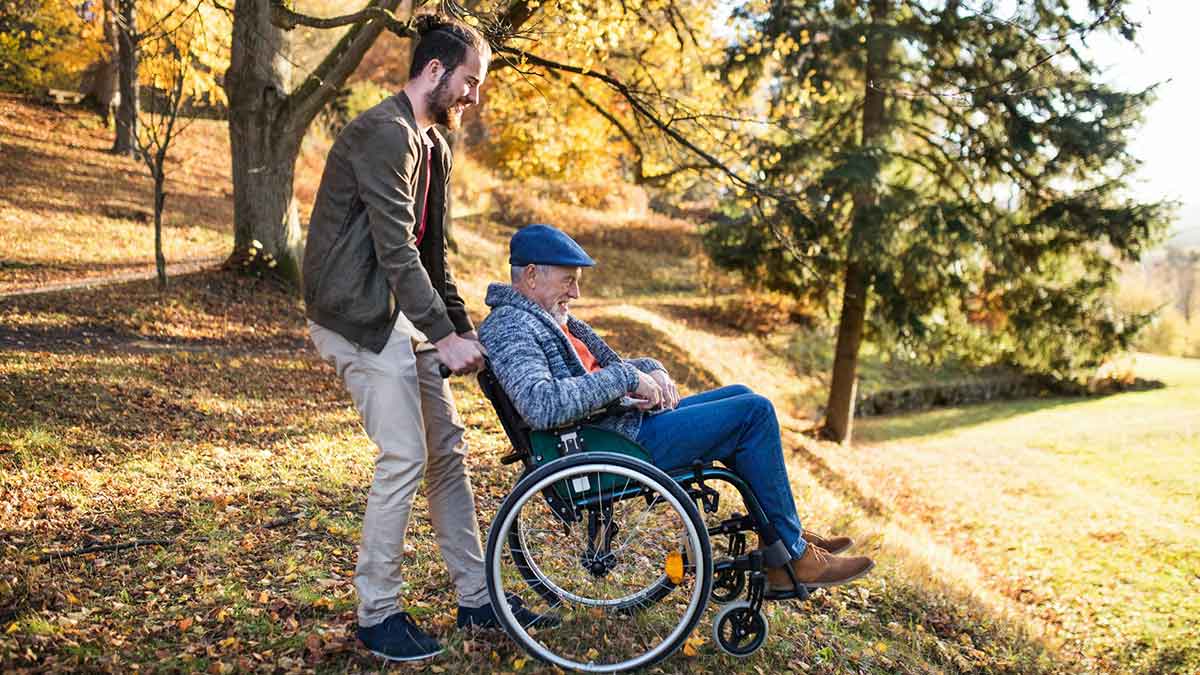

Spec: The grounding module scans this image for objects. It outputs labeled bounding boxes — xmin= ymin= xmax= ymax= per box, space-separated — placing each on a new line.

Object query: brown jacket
xmin=302 ymin=92 xmax=472 ymax=352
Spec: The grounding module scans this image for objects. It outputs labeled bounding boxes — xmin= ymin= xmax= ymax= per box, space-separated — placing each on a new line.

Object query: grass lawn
xmin=830 ymin=354 xmax=1200 ymax=674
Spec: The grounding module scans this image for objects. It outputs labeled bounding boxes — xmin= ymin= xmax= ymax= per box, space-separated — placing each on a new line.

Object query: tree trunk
xmin=153 ymin=169 xmax=167 ymax=288
xmin=228 ymin=117 xmax=305 ymax=284
xmin=225 ymin=0 xmax=414 ymax=287
xmin=1179 ymin=253 xmax=1197 ymax=323
xmin=112 ymin=0 xmax=138 ymax=156
xmin=824 ymin=261 xmax=869 ymax=442
xmin=80 ymin=0 xmax=120 ymax=127
xmin=224 ymin=0 xmax=301 ymax=283
xmin=822 ymin=0 xmax=891 ymax=444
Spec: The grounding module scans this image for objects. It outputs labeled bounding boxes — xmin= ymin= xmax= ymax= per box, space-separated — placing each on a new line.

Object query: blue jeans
xmin=634 ymin=385 xmax=806 ymax=559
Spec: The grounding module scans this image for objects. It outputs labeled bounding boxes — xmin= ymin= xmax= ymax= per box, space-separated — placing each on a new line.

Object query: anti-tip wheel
xmin=712 ymin=601 xmax=768 ymax=657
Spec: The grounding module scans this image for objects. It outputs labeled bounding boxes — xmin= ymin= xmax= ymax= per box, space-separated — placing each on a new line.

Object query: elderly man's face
xmin=527 ymin=265 xmax=582 ymax=324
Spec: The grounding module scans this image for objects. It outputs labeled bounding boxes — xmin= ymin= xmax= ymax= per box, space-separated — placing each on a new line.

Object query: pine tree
xmin=705 ymin=0 xmax=1171 ymax=442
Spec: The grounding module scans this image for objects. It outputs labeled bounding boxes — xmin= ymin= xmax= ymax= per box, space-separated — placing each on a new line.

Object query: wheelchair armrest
xmin=582 ymin=398 xmax=639 ymax=424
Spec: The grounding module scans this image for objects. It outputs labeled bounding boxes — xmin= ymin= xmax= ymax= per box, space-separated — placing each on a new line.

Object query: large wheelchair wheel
xmin=487 ymin=452 xmax=712 ymax=673
xmin=507 ymin=517 xmax=680 ymax=613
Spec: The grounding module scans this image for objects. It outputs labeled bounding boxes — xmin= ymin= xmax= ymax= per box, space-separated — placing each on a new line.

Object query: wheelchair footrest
xmin=763 ymin=585 xmax=816 ymax=602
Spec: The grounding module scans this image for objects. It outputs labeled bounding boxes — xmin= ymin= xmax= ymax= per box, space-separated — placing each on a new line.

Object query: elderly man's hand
xmin=650 ymin=369 xmax=679 ymax=410
xmin=631 ymin=370 xmax=664 ymax=410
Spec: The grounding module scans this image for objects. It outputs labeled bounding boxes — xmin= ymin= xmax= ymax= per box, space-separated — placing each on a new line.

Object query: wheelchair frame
xmin=476 ymin=367 xmax=814 ymax=670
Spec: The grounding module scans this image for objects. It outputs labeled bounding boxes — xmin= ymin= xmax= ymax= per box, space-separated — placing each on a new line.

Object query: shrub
xmin=1136 ymin=307 xmax=1191 ymax=357
xmin=0 ymin=1 xmax=104 ymax=93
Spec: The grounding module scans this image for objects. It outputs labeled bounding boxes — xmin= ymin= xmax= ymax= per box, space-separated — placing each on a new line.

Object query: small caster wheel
xmin=712 ymin=601 xmax=768 ymax=657
xmin=710 ymin=565 xmax=745 ymax=604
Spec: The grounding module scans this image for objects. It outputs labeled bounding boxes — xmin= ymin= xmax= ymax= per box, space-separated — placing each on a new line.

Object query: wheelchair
xmin=475 ymin=366 xmax=816 ymax=672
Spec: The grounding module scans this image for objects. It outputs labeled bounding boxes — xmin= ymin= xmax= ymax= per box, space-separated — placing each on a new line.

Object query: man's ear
xmin=524 ymin=264 xmax=538 ymax=287
xmin=420 ymin=58 xmax=443 ymax=83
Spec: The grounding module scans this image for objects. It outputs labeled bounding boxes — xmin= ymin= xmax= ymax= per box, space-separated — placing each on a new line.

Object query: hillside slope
xmin=3 ymin=96 xmax=1192 ymax=674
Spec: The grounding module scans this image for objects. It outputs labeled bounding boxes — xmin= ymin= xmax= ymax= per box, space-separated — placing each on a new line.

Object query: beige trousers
xmin=308 ymin=321 xmax=489 ymax=627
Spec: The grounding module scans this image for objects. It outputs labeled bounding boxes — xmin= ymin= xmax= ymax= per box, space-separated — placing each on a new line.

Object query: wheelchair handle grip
xmin=439 ymin=356 xmax=491 ymax=380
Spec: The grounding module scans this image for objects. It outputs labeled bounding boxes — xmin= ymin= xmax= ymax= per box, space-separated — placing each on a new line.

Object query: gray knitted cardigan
xmin=478 ymin=283 xmax=664 ymax=440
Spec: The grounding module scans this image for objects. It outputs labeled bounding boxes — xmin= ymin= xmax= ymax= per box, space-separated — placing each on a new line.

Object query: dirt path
xmin=0 ymin=257 xmax=225 ymax=299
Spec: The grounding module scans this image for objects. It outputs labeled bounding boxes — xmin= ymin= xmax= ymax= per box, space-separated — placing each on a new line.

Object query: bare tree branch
xmin=496 ymin=47 xmax=761 ymax=191
xmin=36 ymin=539 xmax=174 ymax=563
xmin=563 ymin=78 xmax=705 ymax=186
xmin=275 ymin=0 xmax=540 ymax=141
xmin=493 ymin=46 xmax=832 ymax=275
xmin=270 ymin=0 xmax=411 ymax=34
xmin=283 ymin=0 xmax=409 ymax=140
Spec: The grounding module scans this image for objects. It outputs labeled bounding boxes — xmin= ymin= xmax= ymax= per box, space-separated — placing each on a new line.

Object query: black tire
xmin=486 ymin=452 xmax=713 ymax=673
xmin=713 ymin=601 xmax=768 ymax=657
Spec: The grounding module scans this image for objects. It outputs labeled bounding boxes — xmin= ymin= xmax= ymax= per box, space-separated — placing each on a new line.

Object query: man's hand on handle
xmin=435 ymin=332 xmax=487 ymax=375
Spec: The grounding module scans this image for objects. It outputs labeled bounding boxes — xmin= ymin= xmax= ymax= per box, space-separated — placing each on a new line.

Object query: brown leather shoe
xmin=802 ymin=529 xmax=853 ymax=555
xmin=767 ymin=545 xmax=874 ymax=591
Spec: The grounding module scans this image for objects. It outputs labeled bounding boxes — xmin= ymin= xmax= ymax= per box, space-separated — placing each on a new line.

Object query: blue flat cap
xmin=509 ymin=224 xmax=596 ymax=267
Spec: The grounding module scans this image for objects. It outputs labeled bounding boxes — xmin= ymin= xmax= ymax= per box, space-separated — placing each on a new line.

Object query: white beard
xmin=553 ymin=309 xmax=570 ymax=326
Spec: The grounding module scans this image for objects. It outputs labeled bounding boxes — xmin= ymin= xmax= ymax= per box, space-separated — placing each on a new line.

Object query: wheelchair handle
xmin=438 ymin=355 xmax=492 ymax=379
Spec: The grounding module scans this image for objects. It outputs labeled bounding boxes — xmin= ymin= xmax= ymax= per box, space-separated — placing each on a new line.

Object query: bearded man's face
xmin=425 ymin=47 xmax=487 ymax=131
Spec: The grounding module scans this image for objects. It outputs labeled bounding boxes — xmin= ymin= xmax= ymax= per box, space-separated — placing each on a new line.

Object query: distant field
xmin=829 ymin=354 xmax=1200 ymax=673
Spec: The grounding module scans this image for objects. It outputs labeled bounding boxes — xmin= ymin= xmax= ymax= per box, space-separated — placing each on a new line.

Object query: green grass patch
xmin=840 ymin=354 xmax=1200 ymax=673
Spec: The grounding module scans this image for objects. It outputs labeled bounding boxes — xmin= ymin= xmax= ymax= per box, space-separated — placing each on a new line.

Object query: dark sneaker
xmin=458 ymin=594 xmax=561 ymax=630
xmin=356 ymin=612 xmax=443 ymax=662
xmin=802 ymin=529 xmax=853 ymax=555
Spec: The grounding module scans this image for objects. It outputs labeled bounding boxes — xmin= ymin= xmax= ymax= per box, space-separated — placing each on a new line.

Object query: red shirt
xmin=561 ymin=325 xmax=601 ymax=373
xmin=414 ymin=146 xmax=433 ymax=246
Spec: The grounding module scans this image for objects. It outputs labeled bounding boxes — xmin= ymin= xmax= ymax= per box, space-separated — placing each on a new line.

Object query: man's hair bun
xmin=412 ymin=13 xmax=449 ymax=37
xmin=408 ymin=12 xmax=490 ymax=80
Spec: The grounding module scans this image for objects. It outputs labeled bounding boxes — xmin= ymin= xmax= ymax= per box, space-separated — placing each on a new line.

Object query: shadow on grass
xmin=0 ymin=269 xmax=306 ymax=352
xmin=853 ymin=396 xmax=1081 ymax=445
xmin=0 ymin=133 xmax=233 ymax=234
xmin=648 ymin=300 xmax=750 ymax=338
xmin=0 ymin=347 xmax=347 ymax=464
xmin=0 ymin=269 xmax=339 ymax=467
xmin=582 ymin=313 xmax=722 ymax=395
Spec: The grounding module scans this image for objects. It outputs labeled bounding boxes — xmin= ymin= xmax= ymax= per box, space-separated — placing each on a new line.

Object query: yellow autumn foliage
xmin=0 ymin=1 xmax=105 ymax=91
xmin=479 ymin=0 xmax=749 ymax=186
xmin=0 ymin=0 xmax=229 ymax=105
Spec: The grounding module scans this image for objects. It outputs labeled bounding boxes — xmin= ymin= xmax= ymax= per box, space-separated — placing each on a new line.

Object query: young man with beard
xmin=302 ymin=15 xmax=554 ymax=663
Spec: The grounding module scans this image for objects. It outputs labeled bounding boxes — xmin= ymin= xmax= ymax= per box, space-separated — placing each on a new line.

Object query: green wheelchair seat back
xmin=530 ymin=426 xmax=654 ymax=498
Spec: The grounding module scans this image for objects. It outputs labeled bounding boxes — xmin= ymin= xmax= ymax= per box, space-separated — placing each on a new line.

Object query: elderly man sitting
xmin=477 ymin=224 xmax=874 ymax=592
